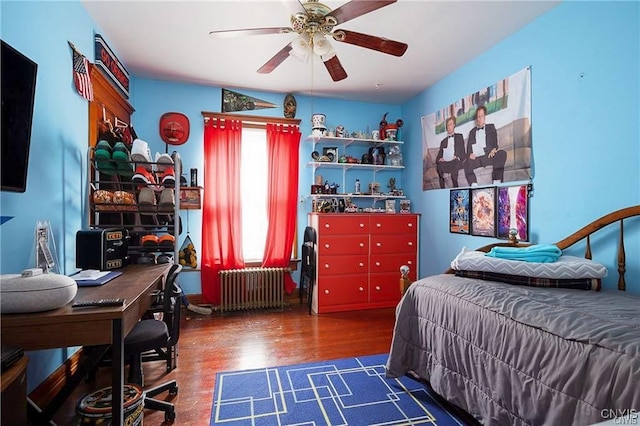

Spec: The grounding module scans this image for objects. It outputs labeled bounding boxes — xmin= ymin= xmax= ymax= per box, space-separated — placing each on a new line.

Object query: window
xmin=240 ymin=127 xmax=268 ymax=261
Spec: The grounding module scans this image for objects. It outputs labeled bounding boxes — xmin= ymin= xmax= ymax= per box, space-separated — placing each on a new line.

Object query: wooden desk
xmin=1 ymin=263 xmax=171 ymax=425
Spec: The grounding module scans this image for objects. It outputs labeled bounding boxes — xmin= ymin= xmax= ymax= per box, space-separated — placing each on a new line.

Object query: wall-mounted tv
xmin=1 ymin=40 xmax=38 ymax=193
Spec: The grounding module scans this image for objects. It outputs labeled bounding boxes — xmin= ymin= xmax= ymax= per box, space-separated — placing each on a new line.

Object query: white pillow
xmin=451 ymin=247 xmax=607 ymax=279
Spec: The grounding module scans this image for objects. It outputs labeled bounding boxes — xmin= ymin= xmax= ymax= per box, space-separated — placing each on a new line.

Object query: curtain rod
xmin=201 ymin=111 xmax=301 ymax=127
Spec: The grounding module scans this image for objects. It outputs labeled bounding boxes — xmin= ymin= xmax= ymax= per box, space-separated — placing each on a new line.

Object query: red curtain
xmin=201 ymin=118 xmax=244 ymax=304
xmin=262 ymin=123 xmax=301 ymax=294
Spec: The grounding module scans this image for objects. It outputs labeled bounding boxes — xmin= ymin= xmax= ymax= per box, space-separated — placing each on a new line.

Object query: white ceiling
xmin=81 ymin=0 xmax=559 ymax=104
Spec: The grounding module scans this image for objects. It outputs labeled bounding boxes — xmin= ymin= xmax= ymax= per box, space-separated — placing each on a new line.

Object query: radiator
xmin=219 ymin=267 xmax=289 ymax=314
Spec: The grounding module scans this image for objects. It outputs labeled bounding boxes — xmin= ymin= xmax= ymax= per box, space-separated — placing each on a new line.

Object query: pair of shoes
xmin=158 ymin=234 xmax=175 ymax=248
xmin=141 ymin=234 xmax=159 ymax=247
xmin=132 ymin=167 xmax=174 ymax=189
xmin=156 ymin=153 xmax=175 ymax=187
xmin=139 ymin=187 xmax=175 ymax=214
xmin=138 ymin=187 xmax=157 ymax=214
xmin=131 ymin=139 xmax=154 ymax=171
xmin=157 ymin=188 xmax=175 ymax=212
xmin=94 ymin=141 xmax=134 ymax=177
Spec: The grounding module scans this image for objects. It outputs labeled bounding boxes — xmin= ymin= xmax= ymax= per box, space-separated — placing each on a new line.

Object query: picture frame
xmin=385 ymin=199 xmax=396 ymax=213
xmin=322 ymin=146 xmax=338 ymax=162
xmin=470 ymin=187 xmax=496 ymax=237
xmin=449 ymin=189 xmax=470 ymax=234
xmin=497 ymin=184 xmax=529 ymax=241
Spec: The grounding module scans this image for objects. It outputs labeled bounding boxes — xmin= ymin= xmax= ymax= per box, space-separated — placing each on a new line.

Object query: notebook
xmin=71 ymin=270 xmax=122 ymax=287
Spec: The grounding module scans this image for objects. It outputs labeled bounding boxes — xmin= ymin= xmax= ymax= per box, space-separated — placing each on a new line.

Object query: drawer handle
xmin=359 ymin=223 xmax=365 ymax=228
xmin=324 ymin=289 xmax=329 ymax=294
xmin=375 ymin=286 xmax=381 ymax=291
xmin=359 ymin=287 xmax=364 ymax=292
xmin=359 ymin=242 xmax=364 ymax=248
xmin=375 ymin=262 xmax=381 ymax=267
xmin=325 ymin=243 xmax=330 ymax=249
xmin=325 ymin=224 xmax=330 ymax=229
xmin=408 ymin=242 xmax=413 ymax=246
xmin=324 ymin=264 xmax=330 ymax=269
xmin=376 ymin=223 xmax=381 ymax=228
xmin=376 ymin=242 xmax=382 ymax=247
xmin=408 ymin=223 xmax=413 ymax=227
xmin=407 ymin=261 xmax=413 ymax=265
xmin=359 ymin=262 xmax=364 ymax=267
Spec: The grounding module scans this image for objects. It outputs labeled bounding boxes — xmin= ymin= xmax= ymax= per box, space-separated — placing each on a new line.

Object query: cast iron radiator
xmin=219 ymin=267 xmax=289 ymax=314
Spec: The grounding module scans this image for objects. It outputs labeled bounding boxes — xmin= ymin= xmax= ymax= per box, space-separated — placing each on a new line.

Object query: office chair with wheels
xmin=124 ymin=263 xmax=182 ymax=421
xmin=299 ymin=226 xmax=316 ymax=315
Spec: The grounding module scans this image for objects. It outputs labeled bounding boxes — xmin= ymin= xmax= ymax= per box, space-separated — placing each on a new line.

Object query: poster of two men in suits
xmin=421 ymin=67 xmax=532 ymax=191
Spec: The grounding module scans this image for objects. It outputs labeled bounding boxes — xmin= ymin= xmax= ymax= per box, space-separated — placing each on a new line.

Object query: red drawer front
xmin=370 ymin=253 xmax=417 ymax=278
xmin=317 ymin=215 xmax=369 ymax=235
xmin=317 ymin=255 xmax=369 ymax=276
xmin=370 ymin=215 xmax=418 ymax=234
xmin=318 ymin=235 xmax=368 ymax=256
xmin=369 ymin=272 xmax=404 ymax=303
xmin=317 ymin=274 xmax=368 ymax=307
xmin=370 ymin=234 xmax=417 ymax=254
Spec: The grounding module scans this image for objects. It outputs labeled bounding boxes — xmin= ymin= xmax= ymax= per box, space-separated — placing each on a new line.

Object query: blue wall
xmin=400 ymin=1 xmax=640 ymax=292
xmin=1 ymin=0 xmax=638 ymax=393
xmin=1 ymin=1 xmax=102 ymax=390
xmin=130 ymin=78 xmax=400 ymax=294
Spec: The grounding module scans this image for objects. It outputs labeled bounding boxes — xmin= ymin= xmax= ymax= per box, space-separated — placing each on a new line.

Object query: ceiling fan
xmin=208 ymin=0 xmax=408 ymax=82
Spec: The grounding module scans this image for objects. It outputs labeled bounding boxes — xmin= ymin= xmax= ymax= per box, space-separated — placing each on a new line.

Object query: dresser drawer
xmin=370 ymin=215 xmax=418 ymax=234
xmin=316 ymin=215 xmax=369 ymax=235
xmin=316 ymin=275 xmax=368 ymax=307
xmin=370 ymin=253 xmax=417 ymax=277
xmin=317 ymin=255 xmax=369 ymax=276
xmin=369 ymin=272 xmax=404 ymax=303
xmin=370 ymin=234 xmax=417 ymax=254
xmin=318 ymin=235 xmax=368 ymax=256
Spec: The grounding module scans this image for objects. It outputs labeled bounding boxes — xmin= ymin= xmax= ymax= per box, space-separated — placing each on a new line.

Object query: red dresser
xmin=308 ymin=213 xmax=419 ymax=314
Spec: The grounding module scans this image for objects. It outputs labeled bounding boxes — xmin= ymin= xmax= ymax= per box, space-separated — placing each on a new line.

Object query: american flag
xmin=71 ymin=46 xmax=94 ymax=101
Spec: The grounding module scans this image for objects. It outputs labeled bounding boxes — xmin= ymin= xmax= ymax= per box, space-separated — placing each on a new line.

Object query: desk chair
xmin=299 ymin=226 xmax=316 ymax=315
xmin=124 ymin=263 xmax=182 ymax=421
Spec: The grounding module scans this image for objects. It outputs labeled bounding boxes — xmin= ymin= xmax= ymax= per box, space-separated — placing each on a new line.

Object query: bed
xmin=386 ymin=206 xmax=640 ymax=426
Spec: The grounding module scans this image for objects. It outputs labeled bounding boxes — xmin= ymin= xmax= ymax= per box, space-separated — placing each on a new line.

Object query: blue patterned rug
xmin=210 ymin=353 xmax=473 ymax=425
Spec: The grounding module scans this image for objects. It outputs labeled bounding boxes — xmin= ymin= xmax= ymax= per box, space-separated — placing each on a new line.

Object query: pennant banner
xmin=222 ymin=89 xmax=277 ymax=113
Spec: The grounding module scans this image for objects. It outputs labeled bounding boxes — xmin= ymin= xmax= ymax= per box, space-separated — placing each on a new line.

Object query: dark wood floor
xmin=52 ymin=301 xmax=399 ymax=425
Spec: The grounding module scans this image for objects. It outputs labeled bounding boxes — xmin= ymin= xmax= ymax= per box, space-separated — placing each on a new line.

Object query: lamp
xmin=289 ymin=32 xmax=335 ymax=62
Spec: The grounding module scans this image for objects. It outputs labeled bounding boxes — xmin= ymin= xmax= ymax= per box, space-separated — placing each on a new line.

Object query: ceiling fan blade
xmin=337 ymin=30 xmax=407 ymax=57
xmin=257 ymin=43 xmax=293 ymax=74
xmin=209 ymin=27 xmax=292 ymax=38
xmin=330 ymin=0 xmax=397 ymax=25
xmin=282 ymin=0 xmax=307 ymax=16
xmin=323 ymin=55 xmax=348 ymax=82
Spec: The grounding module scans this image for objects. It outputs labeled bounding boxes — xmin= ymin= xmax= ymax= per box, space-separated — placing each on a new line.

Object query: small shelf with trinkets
xmin=306 ymin=134 xmax=406 ymax=209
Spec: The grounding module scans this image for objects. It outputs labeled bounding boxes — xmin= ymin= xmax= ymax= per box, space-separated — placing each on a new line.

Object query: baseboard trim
xmin=28 ymin=348 xmax=84 ymax=410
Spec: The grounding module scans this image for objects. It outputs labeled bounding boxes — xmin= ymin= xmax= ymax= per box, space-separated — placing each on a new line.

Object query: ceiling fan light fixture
xmin=312 ymin=33 xmax=333 ymax=56
xmin=291 ymin=33 xmax=311 ymax=55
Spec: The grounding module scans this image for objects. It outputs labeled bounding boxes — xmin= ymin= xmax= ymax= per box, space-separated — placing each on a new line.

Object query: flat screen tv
xmin=1 ymin=40 xmax=38 ymax=192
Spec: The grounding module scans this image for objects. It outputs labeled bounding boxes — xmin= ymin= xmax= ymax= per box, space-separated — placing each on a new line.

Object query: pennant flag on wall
xmin=68 ymin=41 xmax=94 ymax=102
xmin=222 ymin=89 xmax=277 ymax=113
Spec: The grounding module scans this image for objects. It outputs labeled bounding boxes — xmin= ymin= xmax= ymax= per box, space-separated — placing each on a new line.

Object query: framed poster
xmin=449 ymin=189 xmax=470 ymax=234
xmin=471 ymin=187 xmax=496 ymax=237
xmin=497 ymin=185 xmax=529 ymax=241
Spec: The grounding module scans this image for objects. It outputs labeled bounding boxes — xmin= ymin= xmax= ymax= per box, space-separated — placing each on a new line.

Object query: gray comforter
xmin=386 ymin=274 xmax=640 ymax=425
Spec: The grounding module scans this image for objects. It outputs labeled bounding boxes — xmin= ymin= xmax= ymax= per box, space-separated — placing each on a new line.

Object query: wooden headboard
xmin=470 ymin=205 xmax=640 ymax=291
